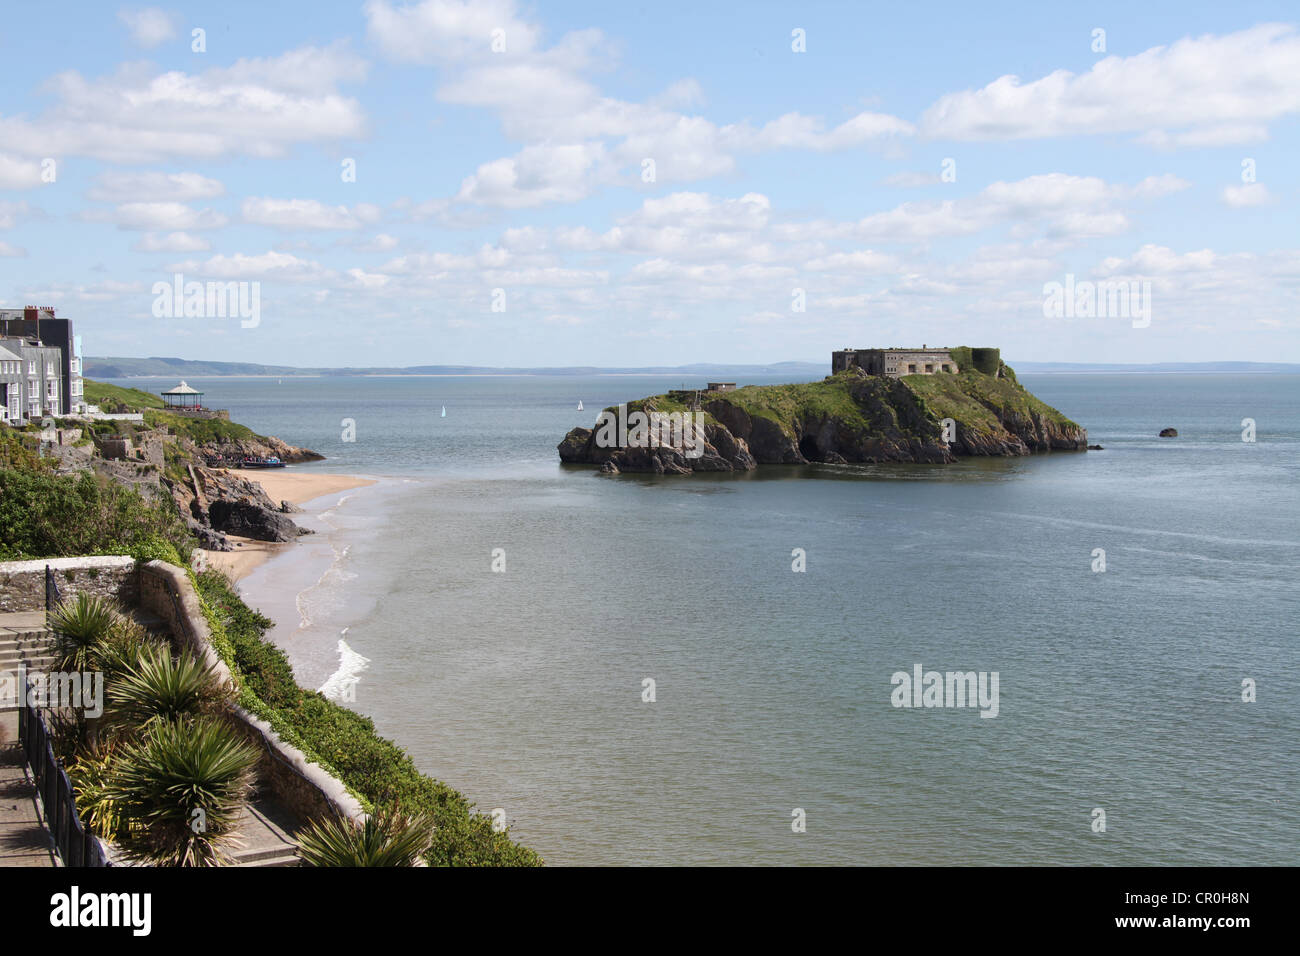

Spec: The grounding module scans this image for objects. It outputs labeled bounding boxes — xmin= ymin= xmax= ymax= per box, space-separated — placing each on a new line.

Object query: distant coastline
xmin=85 ymin=357 xmax=1300 ymax=378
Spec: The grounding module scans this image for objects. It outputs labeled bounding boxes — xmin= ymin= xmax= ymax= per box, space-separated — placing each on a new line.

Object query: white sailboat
xmin=577 ymin=400 xmax=584 ymax=411
xmin=441 ymin=406 xmax=446 ymax=417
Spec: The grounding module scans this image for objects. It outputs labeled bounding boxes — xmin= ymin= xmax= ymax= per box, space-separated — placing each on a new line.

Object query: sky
xmin=0 ymin=0 xmax=1297 ymax=368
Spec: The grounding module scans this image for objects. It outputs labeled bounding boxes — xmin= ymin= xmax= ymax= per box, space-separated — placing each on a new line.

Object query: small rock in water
xmin=1159 ymin=428 xmax=1178 ymax=437
xmin=1088 ymin=444 xmax=1103 ymax=450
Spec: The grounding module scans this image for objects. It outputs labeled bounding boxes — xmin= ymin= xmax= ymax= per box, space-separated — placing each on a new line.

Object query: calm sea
xmin=107 ymin=372 xmax=1300 ymax=865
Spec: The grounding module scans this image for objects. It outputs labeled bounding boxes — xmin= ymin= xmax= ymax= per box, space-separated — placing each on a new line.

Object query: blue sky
xmin=1 ymin=0 xmax=1296 ymax=367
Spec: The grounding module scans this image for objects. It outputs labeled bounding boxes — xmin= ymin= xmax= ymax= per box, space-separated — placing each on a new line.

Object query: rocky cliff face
xmin=558 ymin=363 xmax=1087 ymax=475
xmin=197 ymin=434 xmax=323 ymax=464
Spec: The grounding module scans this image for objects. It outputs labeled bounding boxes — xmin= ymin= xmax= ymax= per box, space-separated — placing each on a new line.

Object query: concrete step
xmin=0 ymin=631 xmax=56 ymax=649
xmin=0 ymin=648 xmax=57 ymax=665
xmin=239 ymin=851 xmax=301 ymax=867
xmin=0 ymin=650 xmax=57 ymax=665
xmin=232 ymin=843 xmax=301 ymax=865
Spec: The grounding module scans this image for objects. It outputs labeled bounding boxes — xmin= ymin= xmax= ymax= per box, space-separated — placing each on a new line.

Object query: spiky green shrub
xmin=107 ymin=645 xmax=230 ymax=730
xmin=67 ymin=747 xmax=132 ymax=841
xmin=106 ymin=717 xmax=258 ymax=867
xmin=49 ymin=594 xmax=120 ymax=672
xmin=298 ymin=808 xmax=434 ymax=867
xmin=93 ymin=617 xmax=167 ymax=684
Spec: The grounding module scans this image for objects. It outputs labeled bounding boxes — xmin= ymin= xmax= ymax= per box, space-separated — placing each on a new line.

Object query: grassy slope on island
xmin=621 ymin=358 xmax=1078 ymax=446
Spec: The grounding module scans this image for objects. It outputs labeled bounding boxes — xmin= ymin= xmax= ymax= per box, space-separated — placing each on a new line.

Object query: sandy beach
xmin=248 ymin=471 xmax=376 ymax=507
xmin=205 ymin=472 xmax=375 ymax=581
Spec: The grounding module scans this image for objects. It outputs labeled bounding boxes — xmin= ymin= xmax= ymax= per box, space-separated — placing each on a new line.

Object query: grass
xmin=82 ymin=379 xmax=166 ymax=410
xmin=606 ymin=352 xmax=1078 ymax=448
xmin=902 ymin=366 xmax=1078 ymax=431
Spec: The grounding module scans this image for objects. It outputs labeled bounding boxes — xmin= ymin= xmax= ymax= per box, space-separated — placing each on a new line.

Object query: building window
xmin=46 ymin=361 xmax=54 ymax=376
xmin=925 ymin=364 xmax=934 ymax=373
xmin=27 ymin=360 xmax=35 ymax=375
xmin=942 ymin=364 xmax=951 ymax=372
xmin=908 ymin=364 xmax=917 ymax=373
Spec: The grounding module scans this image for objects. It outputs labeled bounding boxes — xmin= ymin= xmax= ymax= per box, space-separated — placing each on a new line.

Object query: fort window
xmin=908 ymin=364 xmax=917 ymax=373
xmin=925 ymin=364 xmax=934 ymax=373
xmin=942 ymin=364 xmax=951 ymax=372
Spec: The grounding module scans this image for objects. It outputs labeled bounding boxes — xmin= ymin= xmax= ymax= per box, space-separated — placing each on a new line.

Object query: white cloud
xmin=920 ymin=24 xmax=1300 ymax=147
xmin=95 ymin=202 xmax=228 ymax=231
xmin=166 ymin=250 xmax=334 ymax=282
xmin=883 ymin=171 xmax=943 ymax=188
xmin=0 ymin=240 xmax=27 ymax=257
xmin=1222 ymin=183 xmax=1276 ymax=208
xmin=364 ymin=0 xmax=542 ymax=63
xmin=242 ymin=198 xmax=383 ymax=230
xmin=132 ymin=232 xmax=212 ymax=253
xmin=0 ymin=46 xmax=367 ymax=163
xmin=117 ymin=7 xmax=178 ymax=48
xmin=89 ymin=171 xmax=224 ymax=202
xmin=0 ymin=154 xmax=45 ymax=189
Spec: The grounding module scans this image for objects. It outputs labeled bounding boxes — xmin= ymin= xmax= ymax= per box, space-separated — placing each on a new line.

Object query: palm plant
xmin=106 ymin=644 xmax=229 ymax=731
xmin=67 ymin=745 xmax=133 ymax=841
xmin=48 ymin=593 xmax=120 ymax=672
xmin=93 ymin=616 xmax=165 ymax=683
xmin=106 ymin=716 xmax=258 ymax=867
xmin=297 ymin=807 xmax=435 ymax=867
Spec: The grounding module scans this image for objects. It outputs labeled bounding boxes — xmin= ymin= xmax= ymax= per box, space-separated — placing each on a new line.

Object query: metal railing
xmin=17 ymin=681 xmax=111 ymax=867
xmin=44 ymin=563 xmax=61 ymax=611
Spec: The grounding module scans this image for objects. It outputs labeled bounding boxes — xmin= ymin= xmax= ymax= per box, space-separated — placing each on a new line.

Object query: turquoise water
xmin=110 ymin=373 xmax=1300 ymax=865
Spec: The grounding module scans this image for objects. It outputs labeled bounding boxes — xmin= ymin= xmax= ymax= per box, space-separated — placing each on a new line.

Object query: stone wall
xmin=168 ymin=408 xmax=230 ymax=421
xmin=1 ymin=556 xmax=365 ymax=827
xmin=832 ymin=348 xmax=958 ymax=378
xmin=137 ymin=561 xmax=365 ymax=826
xmin=0 ymin=556 xmax=138 ymax=612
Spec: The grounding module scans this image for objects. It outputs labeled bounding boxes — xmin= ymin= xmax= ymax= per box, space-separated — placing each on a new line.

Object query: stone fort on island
xmin=832 ymin=346 xmax=957 ymax=378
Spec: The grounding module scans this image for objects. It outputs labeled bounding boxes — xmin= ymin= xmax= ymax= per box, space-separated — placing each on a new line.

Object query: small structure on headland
xmin=706 ymin=382 xmax=736 ymax=392
xmin=159 ymin=381 xmax=229 ymax=420
xmin=161 ymin=380 xmax=204 ymax=410
xmin=832 ymin=346 xmax=957 ymax=378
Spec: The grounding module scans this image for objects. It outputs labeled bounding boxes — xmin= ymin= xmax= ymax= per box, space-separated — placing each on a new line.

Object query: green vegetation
xmin=1 ymin=399 xmax=543 ymax=866
xmin=81 ymin=380 xmax=165 ymax=411
xmin=44 ymin=592 xmax=253 ymax=866
xmin=0 ymin=469 xmax=193 ymax=563
xmin=629 ymin=375 xmax=887 ymax=440
xmin=903 ymin=365 xmax=1078 ymax=432
xmin=49 ymin=594 xmax=121 ymax=672
xmin=298 ymin=808 xmax=435 ymax=867
xmin=949 ymin=346 xmax=1002 ymax=377
xmin=142 ymin=409 xmax=257 ymax=444
xmin=196 ymin=569 xmax=543 ymax=866
xmin=81 ymin=376 xmax=259 ymax=444
xmin=105 ymin=717 xmax=258 ymax=867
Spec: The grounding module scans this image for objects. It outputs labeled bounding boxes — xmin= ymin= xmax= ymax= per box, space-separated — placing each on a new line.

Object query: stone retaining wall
xmin=0 ymin=556 xmax=138 ymax=612
xmin=137 ymin=560 xmax=366 ymax=826
xmin=0 ymin=555 xmax=365 ymax=827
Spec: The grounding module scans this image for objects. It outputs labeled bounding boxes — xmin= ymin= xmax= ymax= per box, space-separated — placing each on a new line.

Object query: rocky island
xmin=558 ymin=347 xmax=1087 ymax=475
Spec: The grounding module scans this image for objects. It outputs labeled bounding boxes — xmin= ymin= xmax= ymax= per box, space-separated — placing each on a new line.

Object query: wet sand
xmin=247 ymin=471 xmax=375 ymax=507
xmin=204 ymin=472 xmax=376 ymax=581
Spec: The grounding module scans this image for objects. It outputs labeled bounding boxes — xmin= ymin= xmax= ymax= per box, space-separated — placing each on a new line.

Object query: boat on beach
xmin=238 ymin=455 xmax=286 ymax=469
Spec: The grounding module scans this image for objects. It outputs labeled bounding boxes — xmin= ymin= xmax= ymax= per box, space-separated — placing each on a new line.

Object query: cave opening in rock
xmin=798 ymin=434 xmax=822 ymax=462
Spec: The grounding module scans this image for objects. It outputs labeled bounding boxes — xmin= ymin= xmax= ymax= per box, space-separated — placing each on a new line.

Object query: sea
xmin=104 ymin=372 xmax=1300 ymax=866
